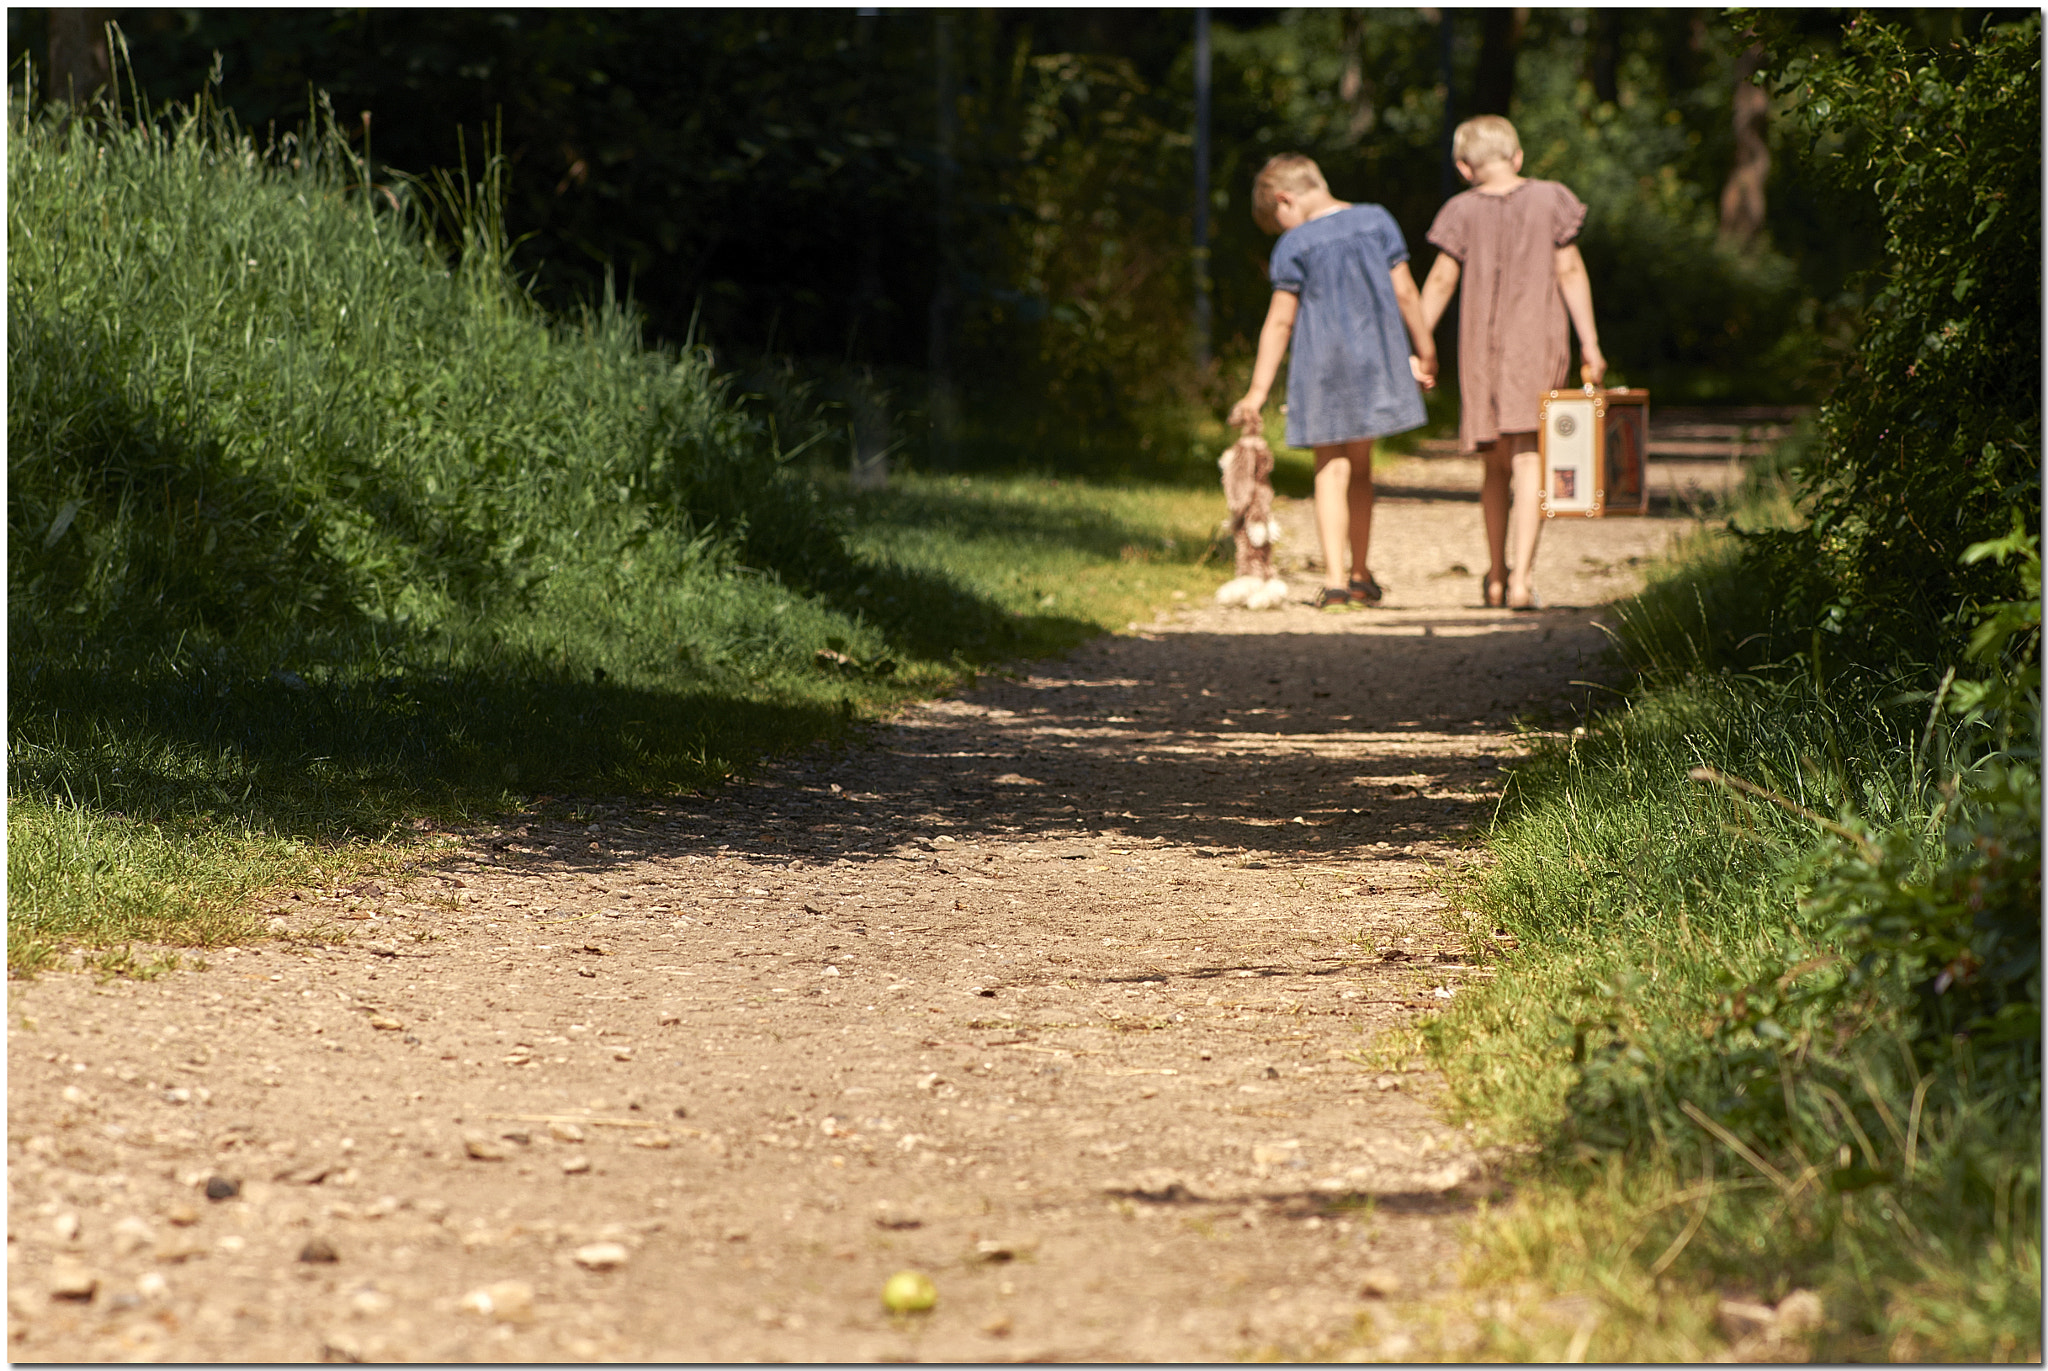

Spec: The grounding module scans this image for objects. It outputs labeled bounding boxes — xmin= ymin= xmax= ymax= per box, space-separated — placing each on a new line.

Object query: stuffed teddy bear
xmin=1214 ymin=416 xmax=1288 ymax=609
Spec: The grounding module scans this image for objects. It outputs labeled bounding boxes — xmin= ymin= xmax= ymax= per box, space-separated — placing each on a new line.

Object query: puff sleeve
xmin=1370 ymin=205 xmax=1411 ymax=265
xmin=1550 ymin=182 xmax=1588 ymax=246
xmin=1268 ymin=232 xmax=1304 ymax=293
xmin=1425 ymin=196 xmax=1468 ymax=261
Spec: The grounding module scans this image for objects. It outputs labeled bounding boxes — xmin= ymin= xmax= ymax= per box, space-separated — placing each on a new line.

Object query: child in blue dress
xmin=1228 ymin=154 xmax=1437 ymax=609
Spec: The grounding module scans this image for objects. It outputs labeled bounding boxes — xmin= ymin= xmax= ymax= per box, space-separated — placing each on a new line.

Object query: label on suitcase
xmin=1540 ymin=386 xmax=1651 ymax=518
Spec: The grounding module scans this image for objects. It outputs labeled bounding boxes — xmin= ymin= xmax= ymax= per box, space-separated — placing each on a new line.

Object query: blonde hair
xmin=1251 ymin=153 xmax=1326 ymax=233
xmin=1453 ymin=115 xmax=1522 ymax=169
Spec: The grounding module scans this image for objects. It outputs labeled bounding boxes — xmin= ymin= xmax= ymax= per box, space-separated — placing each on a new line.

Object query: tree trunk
xmin=1436 ymin=9 xmax=1457 ymax=201
xmin=1471 ymin=7 xmax=1527 ymax=116
xmin=1667 ymin=11 xmax=1709 ymax=100
xmin=1718 ymin=44 xmax=1769 ymax=247
xmin=849 ymin=9 xmax=884 ymax=361
xmin=1589 ymin=9 xmax=1621 ymax=106
xmin=1192 ymin=7 xmax=1213 ymax=374
xmin=1338 ymin=10 xmax=1375 ymax=141
xmin=47 ymin=9 xmax=110 ymax=108
xmin=926 ymin=10 xmax=960 ymax=469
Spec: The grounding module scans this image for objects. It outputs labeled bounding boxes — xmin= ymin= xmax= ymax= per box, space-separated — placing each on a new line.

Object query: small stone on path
xmin=574 ymin=1242 xmax=629 ymax=1272
xmin=1775 ymin=1290 xmax=1824 ymax=1335
xmin=461 ymin=1279 xmax=536 ymax=1324
xmin=463 ymin=1132 xmax=508 ymax=1161
xmin=49 ymin=1259 xmax=99 ymax=1302
xmin=111 ymin=1216 xmax=154 ymax=1256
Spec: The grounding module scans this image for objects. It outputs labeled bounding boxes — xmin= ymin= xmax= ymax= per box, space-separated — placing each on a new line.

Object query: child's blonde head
xmin=1252 ymin=153 xmax=1326 ymax=233
xmin=1452 ymin=115 xmax=1522 ymax=170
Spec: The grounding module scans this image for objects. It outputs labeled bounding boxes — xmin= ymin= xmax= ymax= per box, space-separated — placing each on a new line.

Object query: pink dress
xmin=1425 ymin=180 xmax=1588 ymax=452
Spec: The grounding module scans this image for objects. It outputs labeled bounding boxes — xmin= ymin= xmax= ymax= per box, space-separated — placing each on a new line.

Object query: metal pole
xmin=1193 ymin=7 xmax=1213 ymax=375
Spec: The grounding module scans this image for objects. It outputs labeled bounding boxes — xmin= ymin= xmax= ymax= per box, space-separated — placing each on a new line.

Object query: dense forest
xmin=16 ymin=7 xmax=1996 ymax=472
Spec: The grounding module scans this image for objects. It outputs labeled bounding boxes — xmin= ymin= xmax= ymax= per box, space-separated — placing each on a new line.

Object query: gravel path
xmin=7 ymin=455 xmax=1704 ymax=1362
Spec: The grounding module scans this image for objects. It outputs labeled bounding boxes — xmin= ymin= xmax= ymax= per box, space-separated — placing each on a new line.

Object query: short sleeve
xmin=1425 ymin=197 xmax=1468 ymax=261
xmin=1550 ymin=183 xmax=1588 ymax=246
xmin=1372 ymin=206 xmax=1410 ymax=266
xmin=1268 ymin=233 xmax=1303 ymax=293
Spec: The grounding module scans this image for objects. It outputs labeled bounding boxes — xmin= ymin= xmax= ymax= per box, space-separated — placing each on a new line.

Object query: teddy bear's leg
xmin=1246 ymin=577 xmax=1289 ymax=609
xmin=1215 ymin=576 xmax=1262 ymax=605
xmin=1245 ymin=536 xmax=1272 ymax=581
xmin=1234 ymin=526 xmax=1263 ymax=581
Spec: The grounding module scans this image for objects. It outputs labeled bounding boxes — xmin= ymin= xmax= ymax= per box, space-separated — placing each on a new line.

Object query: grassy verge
xmin=843 ymin=471 xmax=1226 ymax=631
xmin=5 ymin=89 xmax=1227 ymax=975
xmin=1380 ymin=507 xmax=2041 ymax=1361
xmin=8 ymin=467 xmax=1226 ymax=976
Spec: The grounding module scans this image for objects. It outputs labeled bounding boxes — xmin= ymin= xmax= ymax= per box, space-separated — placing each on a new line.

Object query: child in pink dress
xmin=1419 ymin=116 xmax=1606 ymax=609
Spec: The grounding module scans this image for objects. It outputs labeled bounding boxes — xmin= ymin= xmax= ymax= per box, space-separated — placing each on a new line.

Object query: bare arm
xmin=1227 ymin=289 xmax=1300 ymax=430
xmin=1553 ymin=244 xmax=1606 ymax=385
xmin=1389 ymin=261 xmax=1437 ymax=389
xmin=1418 ymin=252 xmax=1461 ymax=336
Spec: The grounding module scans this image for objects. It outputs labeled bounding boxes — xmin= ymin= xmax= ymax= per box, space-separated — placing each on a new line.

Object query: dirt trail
xmin=7 ymin=455 xmax=1713 ymax=1362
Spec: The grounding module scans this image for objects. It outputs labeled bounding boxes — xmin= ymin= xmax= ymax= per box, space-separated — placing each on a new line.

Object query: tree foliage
xmin=7 ymin=8 xmax=1903 ymax=469
xmin=1742 ymin=11 xmax=2042 ymax=670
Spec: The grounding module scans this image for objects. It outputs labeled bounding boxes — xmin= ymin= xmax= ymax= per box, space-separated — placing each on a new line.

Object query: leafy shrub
xmin=1741 ymin=12 xmax=2042 ymax=670
xmin=1429 ymin=20 xmax=2046 ymax=1318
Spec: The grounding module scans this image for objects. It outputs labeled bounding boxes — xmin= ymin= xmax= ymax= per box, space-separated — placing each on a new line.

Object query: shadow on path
xmin=471 ymin=609 xmax=1617 ymax=890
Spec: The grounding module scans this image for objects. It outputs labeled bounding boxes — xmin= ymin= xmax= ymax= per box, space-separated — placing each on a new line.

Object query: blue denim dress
xmin=1270 ymin=204 xmax=1427 ymax=449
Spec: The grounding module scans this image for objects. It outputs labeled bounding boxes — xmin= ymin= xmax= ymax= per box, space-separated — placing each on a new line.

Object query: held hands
xmin=1409 ymin=352 xmax=1438 ymax=390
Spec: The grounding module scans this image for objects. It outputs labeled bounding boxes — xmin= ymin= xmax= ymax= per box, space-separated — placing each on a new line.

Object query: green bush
xmin=1740 ymin=12 xmax=2042 ymax=671
xmin=1427 ymin=22 xmax=2042 ymax=1345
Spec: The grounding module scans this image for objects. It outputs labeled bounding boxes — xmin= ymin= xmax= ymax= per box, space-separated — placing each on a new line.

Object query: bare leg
xmin=1313 ymin=439 xmax=1375 ymax=588
xmin=1503 ymin=431 xmax=1543 ymax=606
xmin=1480 ymin=439 xmax=1512 ymax=604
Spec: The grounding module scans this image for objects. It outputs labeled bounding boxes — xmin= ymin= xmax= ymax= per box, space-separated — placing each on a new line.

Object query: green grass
xmin=5 ymin=89 xmax=1229 ymax=974
xmin=7 ymin=473 xmax=1224 ymax=976
xmin=1369 ymin=513 xmax=2041 ymax=1362
xmin=845 ymin=470 xmax=1227 ymax=628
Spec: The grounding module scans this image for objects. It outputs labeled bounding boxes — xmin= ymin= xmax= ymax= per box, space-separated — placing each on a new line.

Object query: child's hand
xmin=1579 ymin=348 xmax=1608 ymax=387
xmin=1226 ymin=396 xmax=1264 ymax=432
xmin=1409 ymin=354 xmax=1438 ymax=390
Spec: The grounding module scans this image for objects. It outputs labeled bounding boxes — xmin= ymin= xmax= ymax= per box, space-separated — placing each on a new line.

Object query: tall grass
xmin=6 ymin=86 xmax=1227 ymax=973
xmin=1409 ymin=516 xmax=2041 ymax=1361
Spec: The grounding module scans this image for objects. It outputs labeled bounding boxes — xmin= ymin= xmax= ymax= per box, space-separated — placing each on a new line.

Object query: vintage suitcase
xmin=1539 ymin=384 xmax=1651 ymax=517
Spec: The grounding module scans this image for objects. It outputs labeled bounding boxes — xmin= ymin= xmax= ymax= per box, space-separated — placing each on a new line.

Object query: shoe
xmin=1348 ymin=573 xmax=1385 ymax=606
xmin=1484 ymin=578 xmax=1507 ymax=608
xmin=1313 ymin=586 xmax=1355 ymax=611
